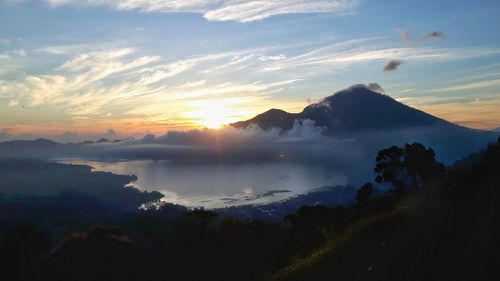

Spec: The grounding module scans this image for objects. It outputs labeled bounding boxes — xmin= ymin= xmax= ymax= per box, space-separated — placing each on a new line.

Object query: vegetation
xmin=374 ymin=143 xmax=445 ymax=194
xmin=0 ymin=139 xmax=499 ymax=281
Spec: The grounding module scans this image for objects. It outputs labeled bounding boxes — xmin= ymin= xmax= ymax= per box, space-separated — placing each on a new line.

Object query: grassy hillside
xmin=274 ymin=138 xmax=500 ymax=281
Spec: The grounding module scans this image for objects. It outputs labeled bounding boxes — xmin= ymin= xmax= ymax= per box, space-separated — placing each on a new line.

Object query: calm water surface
xmin=58 ymin=159 xmax=348 ymax=208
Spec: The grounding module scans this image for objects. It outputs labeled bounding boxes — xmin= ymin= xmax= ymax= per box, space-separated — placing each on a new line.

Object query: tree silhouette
xmin=356 ymin=182 xmax=374 ymax=205
xmin=374 ymin=143 xmax=445 ymax=194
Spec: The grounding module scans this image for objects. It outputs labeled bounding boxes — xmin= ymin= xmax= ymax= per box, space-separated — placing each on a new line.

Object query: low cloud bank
xmin=1 ymin=118 xmax=496 ymax=186
xmin=100 ymin=120 xmax=363 ymax=168
xmin=142 ymin=119 xmax=324 ymax=146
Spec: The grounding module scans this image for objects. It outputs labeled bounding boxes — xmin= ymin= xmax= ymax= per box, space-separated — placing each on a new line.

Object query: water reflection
xmin=58 ymin=159 xmax=347 ymax=208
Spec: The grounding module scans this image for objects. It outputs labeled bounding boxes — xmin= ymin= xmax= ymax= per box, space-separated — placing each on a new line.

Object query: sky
xmin=1 ymin=0 xmax=499 ymax=141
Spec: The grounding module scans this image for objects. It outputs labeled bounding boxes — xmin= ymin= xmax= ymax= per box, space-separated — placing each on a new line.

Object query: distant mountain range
xmin=232 ymin=84 xmax=466 ymax=134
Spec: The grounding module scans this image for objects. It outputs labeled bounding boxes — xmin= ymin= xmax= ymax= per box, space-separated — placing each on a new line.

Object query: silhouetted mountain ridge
xmin=232 ymin=108 xmax=298 ymax=130
xmin=232 ymin=84 xmax=465 ymax=134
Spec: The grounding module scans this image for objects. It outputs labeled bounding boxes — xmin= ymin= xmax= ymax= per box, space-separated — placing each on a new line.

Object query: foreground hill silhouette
xmin=232 ymin=84 xmax=465 ymax=134
xmin=1 ymin=138 xmax=498 ymax=281
xmin=276 ymin=138 xmax=500 ymax=281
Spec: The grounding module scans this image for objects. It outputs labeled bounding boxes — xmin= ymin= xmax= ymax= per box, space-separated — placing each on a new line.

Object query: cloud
xmin=8 ymin=99 xmax=19 ymax=107
xmin=13 ymin=49 xmax=27 ymax=57
xmin=38 ymin=43 xmax=104 ymax=55
xmin=203 ymin=0 xmax=359 ymax=23
xmin=103 ymin=129 xmax=118 ymax=139
xmin=44 ymin=0 xmax=360 ymax=23
xmin=260 ymin=38 xmax=500 ymax=73
xmin=20 ymin=48 xmax=161 ymax=109
xmin=1 ymin=43 xmax=303 ymax=133
xmin=58 ymin=120 xmax=371 ymax=170
xmin=258 ymin=54 xmax=287 ymax=62
xmin=10 ymin=48 xmax=165 ymax=108
xmin=383 ymin=60 xmax=402 ymax=71
xmin=136 ymin=60 xmax=195 ymax=86
xmin=419 ymin=31 xmax=447 ymax=41
xmin=2 ymin=117 xmax=493 ymax=196
xmin=4 ymin=37 xmax=500 ymax=135
xmin=144 ymin=119 xmax=325 ymax=147
xmin=426 ymin=79 xmax=500 ymax=93
xmin=200 ymin=53 xmax=256 ymax=74
xmin=367 ymin=83 xmax=384 ymax=93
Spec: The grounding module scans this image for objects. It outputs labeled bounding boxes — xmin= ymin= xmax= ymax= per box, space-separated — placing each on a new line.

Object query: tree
xmin=356 ymin=182 xmax=374 ymax=205
xmin=374 ymin=143 xmax=445 ymax=194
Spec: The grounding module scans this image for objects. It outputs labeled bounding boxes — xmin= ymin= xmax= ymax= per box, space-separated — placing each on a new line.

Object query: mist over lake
xmin=58 ymin=159 xmax=348 ymax=208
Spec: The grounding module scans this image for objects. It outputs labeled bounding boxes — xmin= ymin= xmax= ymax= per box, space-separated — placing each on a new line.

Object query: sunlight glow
xmin=188 ymin=102 xmax=246 ymax=129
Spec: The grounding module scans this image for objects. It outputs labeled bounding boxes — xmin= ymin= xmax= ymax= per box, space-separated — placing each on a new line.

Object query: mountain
xmin=0 ymin=84 xmax=497 ymax=168
xmin=232 ymin=84 xmax=462 ymax=134
xmin=231 ymin=84 xmax=499 ymax=166
xmin=232 ymin=108 xmax=298 ymax=131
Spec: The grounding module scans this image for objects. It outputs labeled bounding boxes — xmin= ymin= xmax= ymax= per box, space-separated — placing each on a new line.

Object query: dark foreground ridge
xmin=0 ymin=138 xmax=499 ymax=281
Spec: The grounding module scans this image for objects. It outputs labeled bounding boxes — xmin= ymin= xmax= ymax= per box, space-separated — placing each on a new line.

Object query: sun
xmin=201 ymin=111 xmax=230 ymax=129
xmin=189 ymin=105 xmax=239 ymax=129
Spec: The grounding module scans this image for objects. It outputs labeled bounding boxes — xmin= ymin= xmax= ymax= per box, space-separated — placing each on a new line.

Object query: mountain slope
xmin=232 ymin=84 xmax=462 ymax=134
xmin=232 ymin=108 xmax=299 ymax=131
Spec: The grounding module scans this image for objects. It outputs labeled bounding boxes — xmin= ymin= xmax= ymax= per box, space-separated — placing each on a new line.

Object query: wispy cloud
xmin=259 ymin=39 xmax=500 ymax=73
xmin=2 ymin=44 xmax=304 ymax=133
xmin=0 ymin=49 xmax=27 ymax=60
xmin=38 ymin=43 xmax=105 ymax=55
xmin=43 ymin=0 xmax=360 ymax=22
xmin=427 ymin=79 xmax=500 ymax=93
xmin=4 ymin=34 xmax=500 ymax=135
xmin=23 ymin=48 xmax=160 ymax=106
xmin=258 ymin=54 xmax=287 ymax=62
xmin=203 ymin=0 xmax=359 ymax=22
xmin=136 ymin=60 xmax=195 ymax=86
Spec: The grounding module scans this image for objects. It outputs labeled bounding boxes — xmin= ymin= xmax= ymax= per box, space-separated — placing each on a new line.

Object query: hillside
xmin=275 ymin=138 xmax=500 ymax=281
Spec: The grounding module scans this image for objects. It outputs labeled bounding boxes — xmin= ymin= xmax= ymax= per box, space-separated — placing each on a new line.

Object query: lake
xmin=57 ymin=159 xmax=348 ymax=208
